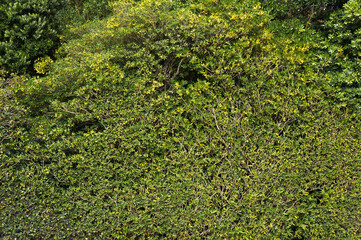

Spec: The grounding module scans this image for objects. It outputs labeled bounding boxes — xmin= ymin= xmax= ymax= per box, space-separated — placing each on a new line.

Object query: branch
xmin=171 ymin=58 xmax=185 ymax=80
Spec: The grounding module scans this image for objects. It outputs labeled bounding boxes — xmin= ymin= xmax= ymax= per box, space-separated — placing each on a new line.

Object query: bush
xmin=1 ymin=0 xmax=361 ymax=238
xmin=315 ymin=0 xmax=361 ymax=108
xmin=0 ymin=0 xmax=65 ymax=74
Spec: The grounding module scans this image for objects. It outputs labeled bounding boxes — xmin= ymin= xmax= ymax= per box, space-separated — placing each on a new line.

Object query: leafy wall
xmin=1 ymin=0 xmax=361 ymax=239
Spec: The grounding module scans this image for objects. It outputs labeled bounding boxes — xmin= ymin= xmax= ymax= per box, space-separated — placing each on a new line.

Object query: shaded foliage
xmin=316 ymin=0 xmax=361 ymax=107
xmin=0 ymin=0 xmax=66 ymax=74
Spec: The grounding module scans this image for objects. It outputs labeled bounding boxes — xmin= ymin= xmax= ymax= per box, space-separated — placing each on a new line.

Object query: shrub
xmin=1 ymin=0 xmax=361 ymax=239
xmin=0 ymin=0 xmax=65 ymax=74
xmin=315 ymin=0 xmax=361 ymax=108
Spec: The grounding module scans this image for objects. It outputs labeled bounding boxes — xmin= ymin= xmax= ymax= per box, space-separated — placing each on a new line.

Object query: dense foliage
xmin=67 ymin=0 xmax=113 ymax=20
xmin=0 ymin=0 xmax=113 ymax=75
xmin=0 ymin=0 xmax=66 ymax=74
xmin=319 ymin=0 xmax=361 ymax=106
xmin=1 ymin=0 xmax=361 ymax=239
xmin=261 ymin=0 xmax=348 ymax=19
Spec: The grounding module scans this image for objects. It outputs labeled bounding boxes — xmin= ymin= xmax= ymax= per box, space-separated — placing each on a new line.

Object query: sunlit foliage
xmin=1 ymin=0 xmax=361 ymax=239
